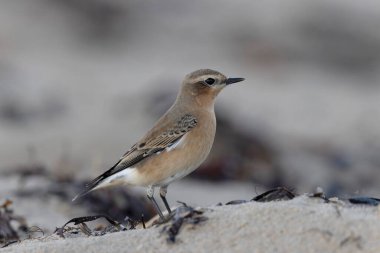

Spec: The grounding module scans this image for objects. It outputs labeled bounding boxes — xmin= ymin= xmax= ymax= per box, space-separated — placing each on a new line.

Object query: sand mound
xmin=2 ymin=196 xmax=380 ymax=253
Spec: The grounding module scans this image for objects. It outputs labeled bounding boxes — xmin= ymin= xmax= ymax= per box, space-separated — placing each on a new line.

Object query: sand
xmin=2 ymin=196 xmax=380 ymax=253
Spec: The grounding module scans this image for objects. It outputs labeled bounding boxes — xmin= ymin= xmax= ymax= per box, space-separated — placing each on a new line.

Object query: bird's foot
xmin=153 ymin=211 xmax=175 ymax=225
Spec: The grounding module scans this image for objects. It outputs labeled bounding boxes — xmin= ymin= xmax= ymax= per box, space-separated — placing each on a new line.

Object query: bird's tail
xmin=72 ymin=160 xmax=122 ymax=202
xmin=72 ymin=176 xmax=105 ymax=202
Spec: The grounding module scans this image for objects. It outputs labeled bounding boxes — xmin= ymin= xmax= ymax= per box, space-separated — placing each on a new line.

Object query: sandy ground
xmin=2 ymin=196 xmax=380 ymax=253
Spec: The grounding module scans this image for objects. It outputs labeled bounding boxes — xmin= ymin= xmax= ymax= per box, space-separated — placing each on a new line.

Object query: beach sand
xmin=3 ymin=196 xmax=380 ymax=253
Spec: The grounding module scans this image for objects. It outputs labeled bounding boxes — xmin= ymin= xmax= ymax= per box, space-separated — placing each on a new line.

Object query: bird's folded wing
xmin=73 ymin=114 xmax=197 ymax=200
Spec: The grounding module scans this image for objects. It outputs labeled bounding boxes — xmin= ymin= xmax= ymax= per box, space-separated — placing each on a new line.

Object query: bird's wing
xmin=73 ymin=114 xmax=197 ymax=200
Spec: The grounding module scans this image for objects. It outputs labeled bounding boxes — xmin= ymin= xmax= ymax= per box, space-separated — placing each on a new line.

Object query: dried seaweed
xmin=0 ymin=217 xmax=18 ymax=245
xmin=1 ymin=240 xmax=18 ymax=249
xmin=348 ymin=197 xmax=380 ymax=206
xmin=160 ymin=203 xmax=207 ymax=243
xmin=252 ymin=187 xmax=296 ymax=202
xmin=223 ymin=187 xmax=296 ymax=206
xmin=225 ymin=200 xmax=248 ymax=205
xmin=54 ymin=214 xmax=137 ymax=238
xmin=0 ymin=200 xmax=28 ymax=248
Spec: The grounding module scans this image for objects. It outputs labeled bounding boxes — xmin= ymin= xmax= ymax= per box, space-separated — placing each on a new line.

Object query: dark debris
xmin=1 ymin=240 xmax=19 ymax=249
xmin=348 ymin=197 xmax=380 ymax=206
xmin=252 ymin=187 xmax=296 ymax=202
xmin=54 ymin=214 xmax=138 ymax=238
xmin=0 ymin=200 xmax=28 ymax=248
xmin=224 ymin=187 xmax=296 ymax=206
xmin=0 ymin=201 xmax=19 ymax=246
xmin=160 ymin=203 xmax=207 ymax=243
xmin=225 ymin=200 xmax=248 ymax=205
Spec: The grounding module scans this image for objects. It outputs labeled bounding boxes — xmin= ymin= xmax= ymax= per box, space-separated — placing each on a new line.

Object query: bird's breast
xmin=135 ymin=110 xmax=216 ymax=186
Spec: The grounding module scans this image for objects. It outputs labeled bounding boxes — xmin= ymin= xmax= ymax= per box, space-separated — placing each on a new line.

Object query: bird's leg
xmin=146 ymin=186 xmax=165 ymax=220
xmin=159 ymin=186 xmax=172 ymax=214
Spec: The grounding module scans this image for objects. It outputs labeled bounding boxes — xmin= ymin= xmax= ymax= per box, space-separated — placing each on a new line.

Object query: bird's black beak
xmin=226 ymin=77 xmax=245 ymax=85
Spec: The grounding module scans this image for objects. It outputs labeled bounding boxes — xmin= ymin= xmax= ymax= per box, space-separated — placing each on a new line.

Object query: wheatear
xmin=74 ymin=69 xmax=244 ymax=219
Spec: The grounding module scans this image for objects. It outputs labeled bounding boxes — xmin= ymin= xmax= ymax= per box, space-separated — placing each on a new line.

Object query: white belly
xmin=153 ymin=164 xmax=199 ymax=187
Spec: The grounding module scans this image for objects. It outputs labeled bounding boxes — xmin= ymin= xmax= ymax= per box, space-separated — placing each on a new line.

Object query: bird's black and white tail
xmin=72 ymin=160 xmax=122 ymax=202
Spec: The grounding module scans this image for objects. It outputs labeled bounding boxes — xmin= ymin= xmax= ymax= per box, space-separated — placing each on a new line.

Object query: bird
xmin=73 ymin=69 xmax=244 ymax=220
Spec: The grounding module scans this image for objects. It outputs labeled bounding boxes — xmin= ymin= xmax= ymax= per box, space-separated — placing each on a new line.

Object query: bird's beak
xmin=226 ymin=77 xmax=245 ymax=85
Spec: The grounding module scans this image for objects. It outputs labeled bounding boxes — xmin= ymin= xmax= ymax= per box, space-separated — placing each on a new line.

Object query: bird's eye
xmin=204 ymin=78 xmax=215 ymax=85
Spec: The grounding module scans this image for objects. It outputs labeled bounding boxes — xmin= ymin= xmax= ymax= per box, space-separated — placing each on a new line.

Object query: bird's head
xmin=180 ymin=69 xmax=244 ymax=103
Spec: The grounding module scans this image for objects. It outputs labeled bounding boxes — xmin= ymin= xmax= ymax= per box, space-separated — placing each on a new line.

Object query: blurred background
xmin=1 ymin=0 xmax=380 ymax=230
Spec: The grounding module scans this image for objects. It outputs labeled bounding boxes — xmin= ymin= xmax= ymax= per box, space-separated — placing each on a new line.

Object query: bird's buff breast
xmin=133 ymin=112 xmax=216 ymax=186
